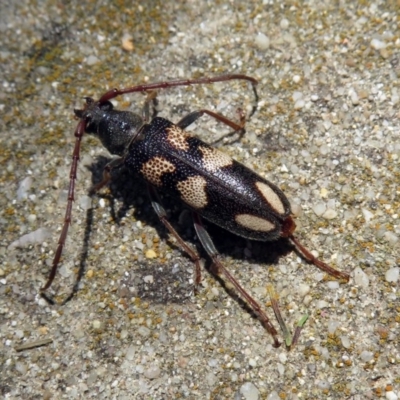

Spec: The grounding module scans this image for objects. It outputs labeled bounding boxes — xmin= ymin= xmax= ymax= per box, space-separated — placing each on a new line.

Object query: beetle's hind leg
xmin=192 ymin=212 xmax=281 ymax=348
xmin=147 ymin=185 xmax=202 ymax=292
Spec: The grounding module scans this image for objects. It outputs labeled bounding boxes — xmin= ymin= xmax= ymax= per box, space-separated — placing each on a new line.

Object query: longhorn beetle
xmin=42 ymin=74 xmax=350 ymax=348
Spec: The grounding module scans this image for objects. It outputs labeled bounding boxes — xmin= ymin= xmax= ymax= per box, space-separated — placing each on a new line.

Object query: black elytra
xmin=41 ymin=75 xmax=350 ymax=348
xmin=124 ymin=116 xmax=293 ymax=241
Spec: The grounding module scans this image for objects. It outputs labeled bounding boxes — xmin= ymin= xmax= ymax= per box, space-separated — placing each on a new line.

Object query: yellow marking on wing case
xmin=176 ymin=176 xmax=208 ymax=209
xmin=235 ymin=214 xmax=275 ymax=232
xmin=141 ymin=156 xmax=176 ymax=186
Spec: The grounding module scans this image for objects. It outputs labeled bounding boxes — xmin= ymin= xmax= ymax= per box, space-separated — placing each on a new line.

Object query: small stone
xmin=125 ymin=345 xmax=135 ymax=360
xmin=313 ymin=203 xmax=326 ymax=216
xmin=266 ymin=390 xmax=280 ymax=400
xmin=384 ymin=231 xmax=398 ymax=245
xmin=86 ymin=55 xmax=99 ymax=65
xmin=292 ymin=74 xmax=301 ymax=83
xmin=322 ymin=208 xmax=337 ymax=220
xmin=79 ymin=195 xmax=92 ymax=210
xmin=122 ymin=33 xmax=134 ymax=51
xmin=15 ymin=362 xmax=28 ymax=374
xmin=328 ymin=320 xmax=340 ymax=334
xmin=294 ymin=99 xmax=305 ymax=109
xmin=254 ymin=32 xmax=270 ymax=50
xmin=280 ymin=18 xmax=289 ymax=29
xmin=240 ymin=382 xmax=260 ymax=400
xmin=326 ymin=281 xmax=339 ymax=289
xmin=144 ymin=365 xmax=160 ymax=379
xmin=143 ymin=275 xmax=154 ymax=284
xmin=370 ymin=38 xmax=386 ymax=50
xmin=145 ymin=249 xmax=157 ymax=259
xmin=350 ymin=90 xmax=359 ymax=105
xmin=386 ymin=391 xmax=398 ymax=400
xmin=340 ymin=335 xmax=351 ymax=348
xmin=248 ymin=358 xmax=257 ymax=367
xmin=298 ymin=283 xmax=310 ymax=297
xmin=360 ymin=350 xmax=374 ymax=362
xmin=354 ymin=267 xmax=369 ymax=288
xmin=362 ymin=208 xmax=374 ymax=223
xmin=385 ymin=267 xmax=399 ymax=283
xmin=17 ymin=176 xmax=33 ymax=200
xmin=92 ymin=320 xmax=102 ymax=330
xmin=137 ymin=326 xmax=151 ymax=338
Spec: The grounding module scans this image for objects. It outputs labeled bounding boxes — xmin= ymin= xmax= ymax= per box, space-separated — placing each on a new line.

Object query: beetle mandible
xmin=42 ymin=74 xmax=350 ymax=348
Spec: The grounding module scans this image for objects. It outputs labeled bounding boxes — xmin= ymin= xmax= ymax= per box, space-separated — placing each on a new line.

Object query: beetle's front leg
xmin=192 ymin=212 xmax=281 ymax=348
xmin=89 ymin=157 xmax=125 ymax=196
xmin=147 ymin=185 xmax=202 ymax=292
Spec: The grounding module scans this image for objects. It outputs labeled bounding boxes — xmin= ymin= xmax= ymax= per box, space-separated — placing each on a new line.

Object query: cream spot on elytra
xmin=255 ymin=182 xmax=285 ymax=214
xmin=166 ymin=125 xmax=190 ymax=151
xmin=176 ymin=176 xmax=208 ymax=209
xmin=235 ymin=214 xmax=275 ymax=232
xmin=198 ymin=145 xmax=233 ymax=172
xmin=141 ymin=156 xmax=175 ymax=186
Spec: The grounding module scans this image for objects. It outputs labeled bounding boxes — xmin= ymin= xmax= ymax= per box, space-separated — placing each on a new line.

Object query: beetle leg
xmin=142 ymin=91 xmax=159 ymax=123
xmin=147 ymin=185 xmax=202 ymax=292
xmin=192 ymin=212 xmax=281 ymax=348
xmin=177 ymin=108 xmax=245 ymax=132
xmin=88 ymin=157 xmax=125 ymax=196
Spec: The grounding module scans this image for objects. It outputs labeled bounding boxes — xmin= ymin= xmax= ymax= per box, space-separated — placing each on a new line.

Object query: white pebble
xmin=350 ymin=90 xmax=359 ymax=105
xmin=360 ymin=350 xmax=374 ymax=362
xmin=384 ymin=231 xmax=399 ymax=245
xmin=297 ymin=283 xmax=310 ymax=297
xmin=240 ymin=382 xmax=260 ymax=400
xmin=386 ymin=391 xmax=398 ymax=400
xmin=370 ymin=38 xmax=386 ymax=50
xmin=316 ymin=300 xmax=329 ymax=309
xmin=317 ymin=380 xmax=331 ymax=390
xmin=92 ymin=320 xmax=102 ymax=329
xmin=280 ymin=18 xmax=289 ymax=29
xmin=143 ymin=275 xmax=154 ymax=284
xmin=326 ymin=281 xmax=339 ymax=289
xmin=144 ymin=365 xmax=161 ymax=379
xmin=292 ymin=75 xmax=301 ymax=83
xmin=79 ymin=195 xmax=92 ymax=210
xmin=362 ymin=208 xmax=374 ymax=223
xmin=328 ymin=320 xmax=340 ymax=334
xmin=248 ymin=358 xmax=257 ymax=367
xmin=294 ymin=99 xmax=305 ymax=109
xmin=312 ymin=203 xmax=326 ymax=216
xmin=86 ymin=55 xmax=99 ymax=65
xmin=15 ymin=362 xmax=28 ymax=374
xmin=254 ymin=32 xmax=270 ymax=50
xmin=385 ymin=267 xmax=399 ymax=283
xmin=17 ymin=177 xmax=33 ymax=200
xmin=292 ymin=91 xmax=303 ymax=102
xmin=340 ymin=335 xmax=351 ymax=348
xmin=353 ymin=267 xmax=369 ymax=288
xmin=391 ymin=88 xmax=399 ymax=105
xmin=322 ymin=209 xmax=337 ymax=220
xmin=8 ymin=228 xmax=51 ymax=250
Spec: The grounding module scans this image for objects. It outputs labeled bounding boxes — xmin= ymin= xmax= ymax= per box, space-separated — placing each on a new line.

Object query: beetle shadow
xmin=68 ymin=155 xmax=294 ymax=308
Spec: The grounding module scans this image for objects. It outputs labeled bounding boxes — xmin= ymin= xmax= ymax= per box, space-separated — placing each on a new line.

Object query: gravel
xmin=1 ymin=1 xmax=399 ymax=399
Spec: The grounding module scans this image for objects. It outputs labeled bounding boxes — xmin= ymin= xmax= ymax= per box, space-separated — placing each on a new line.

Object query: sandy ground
xmin=1 ymin=1 xmax=399 ymax=399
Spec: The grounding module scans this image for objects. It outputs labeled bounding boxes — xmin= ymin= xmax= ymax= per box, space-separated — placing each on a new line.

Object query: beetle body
xmin=81 ymin=100 xmax=295 ymax=242
xmin=42 ymin=75 xmax=349 ymax=348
